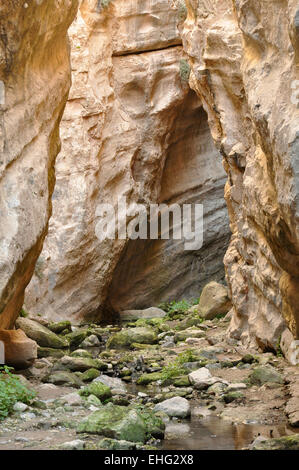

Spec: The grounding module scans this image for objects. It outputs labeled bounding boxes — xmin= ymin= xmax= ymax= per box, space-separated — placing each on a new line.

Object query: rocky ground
xmin=0 ymin=306 xmax=299 ymax=450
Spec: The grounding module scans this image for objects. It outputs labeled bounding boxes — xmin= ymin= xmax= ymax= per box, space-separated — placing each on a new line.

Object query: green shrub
xmin=0 ymin=366 xmax=35 ymax=421
xmin=159 ymin=298 xmax=199 ymax=320
xmin=179 ymin=59 xmax=191 ymax=82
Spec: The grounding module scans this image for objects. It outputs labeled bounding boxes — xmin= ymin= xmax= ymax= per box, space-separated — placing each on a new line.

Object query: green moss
xmin=179 ymin=60 xmax=191 ymax=82
xmin=48 ymin=321 xmax=72 ymax=334
xmin=79 ymin=381 xmax=112 ymax=400
xmin=172 ymin=376 xmax=190 ymax=387
xmin=137 ymin=372 xmax=163 ymax=385
xmin=80 ymin=368 xmax=100 ymax=382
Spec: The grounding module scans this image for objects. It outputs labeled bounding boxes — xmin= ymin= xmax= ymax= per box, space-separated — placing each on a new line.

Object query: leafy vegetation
xmin=179 ymin=59 xmax=191 ymax=82
xmin=0 ymin=366 xmax=35 ymax=421
xmin=159 ymin=298 xmax=199 ymax=320
xmin=161 ymin=350 xmax=198 ymax=380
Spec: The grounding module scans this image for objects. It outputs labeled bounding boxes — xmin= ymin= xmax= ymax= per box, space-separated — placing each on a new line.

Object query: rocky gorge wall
xmin=0 ymin=0 xmax=78 ymax=329
xmin=24 ymin=0 xmax=230 ymax=323
xmin=179 ymin=0 xmax=299 ymax=355
xmin=2 ymin=0 xmax=298 ymax=366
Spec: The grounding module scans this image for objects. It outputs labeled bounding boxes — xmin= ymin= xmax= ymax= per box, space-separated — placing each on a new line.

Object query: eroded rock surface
xmin=180 ymin=0 xmax=299 ymax=350
xmin=0 ymin=0 xmax=78 ymax=328
xmin=25 ymin=0 xmax=229 ymax=322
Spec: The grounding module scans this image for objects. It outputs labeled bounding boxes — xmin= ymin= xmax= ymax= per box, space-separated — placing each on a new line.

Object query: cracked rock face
xmin=0 ymin=0 xmax=78 ymax=329
xmin=24 ymin=0 xmax=229 ymax=323
xmin=181 ymin=0 xmax=299 ymax=350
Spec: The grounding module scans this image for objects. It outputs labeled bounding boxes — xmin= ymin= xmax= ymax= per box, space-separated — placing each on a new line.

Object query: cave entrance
xmin=105 ymin=89 xmax=230 ymax=314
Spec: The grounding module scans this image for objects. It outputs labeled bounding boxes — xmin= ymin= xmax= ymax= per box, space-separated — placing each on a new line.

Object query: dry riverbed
xmin=0 ymin=312 xmax=299 ymax=450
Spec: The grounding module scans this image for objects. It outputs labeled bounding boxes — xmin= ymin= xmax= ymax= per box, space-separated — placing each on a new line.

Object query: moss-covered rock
xmin=37 ymin=346 xmax=67 ymax=359
xmin=47 ymin=321 xmax=72 ymax=334
xmin=79 ymin=382 xmax=112 ymax=400
xmin=77 ymin=404 xmax=146 ymax=442
xmin=107 ymin=327 xmax=158 ymax=350
xmin=77 ymin=403 xmax=164 ymax=443
xmin=45 ymin=371 xmax=83 ymax=388
xmin=64 ymin=329 xmax=89 ymax=349
xmin=174 ymin=328 xmax=205 ymax=343
xmin=251 ymin=434 xmax=299 ymax=450
xmin=70 ymin=349 xmax=92 ymax=358
xmin=59 ymin=356 xmax=108 ymax=372
xmin=172 ymin=376 xmax=190 ymax=387
xmin=249 ymin=366 xmax=284 ymax=385
xmin=130 ymin=343 xmax=159 ymax=350
xmin=16 ymin=318 xmax=69 ymax=349
xmin=80 ymin=368 xmax=100 ymax=382
xmin=222 ymin=391 xmax=244 ymax=403
xmin=137 ymin=372 xmax=163 ymax=385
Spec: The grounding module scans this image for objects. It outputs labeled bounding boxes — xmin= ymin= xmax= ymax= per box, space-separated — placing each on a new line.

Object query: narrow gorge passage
xmin=0 ymin=0 xmax=299 ymax=455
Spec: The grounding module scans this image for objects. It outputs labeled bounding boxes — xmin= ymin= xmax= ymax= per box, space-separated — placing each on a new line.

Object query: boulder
xmin=15 ymin=318 xmax=68 ymax=349
xmin=45 ymin=371 xmax=83 ymax=388
xmin=80 ymin=368 xmax=100 ymax=382
xmin=78 ymin=404 xmax=147 ymax=442
xmin=47 ymin=321 xmax=72 ymax=334
xmin=80 ymin=334 xmax=100 ymax=348
xmin=94 ymin=375 xmax=127 ymax=392
xmin=107 ymin=327 xmax=158 ymax=349
xmin=188 ymin=367 xmax=224 ymax=390
xmin=250 ymin=434 xmax=299 ymax=450
xmin=195 ymin=282 xmax=231 ymax=320
xmin=174 ymin=328 xmax=205 ymax=343
xmin=77 ymin=403 xmax=164 ymax=443
xmin=60 ymin=440 xmax=85 ymax=450
xmin=59 ymin=355 xmax=107 ymax=372
xmin=154 ymin=397 xmax=191 ymax=418
xmin=249 ymin=366 xmax=284 ymax=386
xmin=0 ymin=329 xmax=37 ymax=369
xmin=79 ymin=381 xmax=112 ymax=400
xmin=121 ymin=308 xmax=167 ymax=322
xmin=60 ymin=392 xmax=83 ymax=407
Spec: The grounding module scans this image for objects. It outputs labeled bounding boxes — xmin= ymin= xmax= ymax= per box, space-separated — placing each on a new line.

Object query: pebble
xmin=60 ymin=439 xmax=85 ymax=450
xmin=13 ymin=402 xmax=28 ymax=412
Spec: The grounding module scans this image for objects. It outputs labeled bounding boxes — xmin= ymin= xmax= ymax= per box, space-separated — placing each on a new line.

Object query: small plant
xmin=161 ymin=350 xmax=197 ymax=380
xmin=19 ymin=308 xmax=28 ymax=318
xmin=179 ymin=59 xmax=191 ymax=82
xmin=161 ymin=362 xmax=185 ymax=380
xmin=176 ymin=350 xmax=197 ymax=364
xmin=99 ymin=0 xmax=112 ymax=9
xmin=0 ymin=366 xmax=35 ymax=421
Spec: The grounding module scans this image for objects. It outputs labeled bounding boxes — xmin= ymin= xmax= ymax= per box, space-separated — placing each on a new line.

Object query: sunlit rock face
xmin=0 ymin=0 xmax=78 ymax=329
xmin=181 ymin=0 xmax=299 ymax=350
xmin=24 ymin=0 xmax=229 ymax=323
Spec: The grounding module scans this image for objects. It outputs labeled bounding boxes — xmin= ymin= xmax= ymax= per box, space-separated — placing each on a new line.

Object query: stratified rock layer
xmin=25 ymin=0 xmax=229 ymax=322
xmin=181 ymin=0 xmax=299 ymax=350
xmin=0 ymin=0 xmax=78 ymax=328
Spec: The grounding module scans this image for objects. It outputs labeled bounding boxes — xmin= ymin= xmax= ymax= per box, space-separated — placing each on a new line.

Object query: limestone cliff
xmin=0 ymin=0 xmax=78 ymax=329
xmin=24 ymin=0 xmax=230 ymax=322
xmin=180 ymin=0 xmax=299 ymax=351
